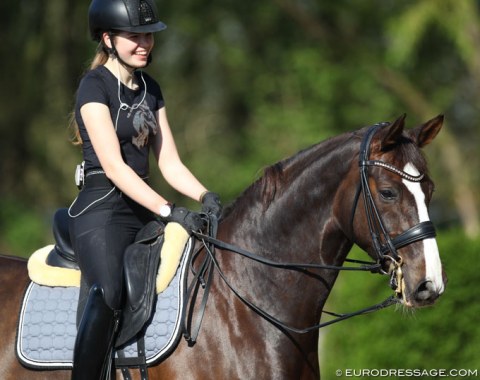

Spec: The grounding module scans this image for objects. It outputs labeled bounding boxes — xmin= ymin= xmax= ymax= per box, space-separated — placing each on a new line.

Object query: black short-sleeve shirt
xmin=75 ymin=65 xmax=164 ymax=178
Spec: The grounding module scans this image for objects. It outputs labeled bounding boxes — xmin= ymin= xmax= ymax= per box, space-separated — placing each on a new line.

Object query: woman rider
xmin=68 ymin=0 xmax=222 ymax=378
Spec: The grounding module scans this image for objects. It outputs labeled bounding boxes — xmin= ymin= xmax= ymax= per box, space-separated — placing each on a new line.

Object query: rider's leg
xmin=69 ymin=183 xmax=154 ymax=379
xmin=71 ymin=284 xmax=121 ymax=380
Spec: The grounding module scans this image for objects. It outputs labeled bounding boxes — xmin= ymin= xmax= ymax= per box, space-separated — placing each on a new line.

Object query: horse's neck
xmin=223 ymin=135 xmax=356 ymax=254
xmin=218 ymin=135 xmax=357 ymax=320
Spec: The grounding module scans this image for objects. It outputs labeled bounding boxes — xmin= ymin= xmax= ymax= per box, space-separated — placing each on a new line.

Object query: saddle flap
xmin=117 ymin=221 xmax=165 ymax=347
xmin=124 ymin=236 xmax=163 ymax=311
xmin=134 ymin=219 xmax=165 ymax=244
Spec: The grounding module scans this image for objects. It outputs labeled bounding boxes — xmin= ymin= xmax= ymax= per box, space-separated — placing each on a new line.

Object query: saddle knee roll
xmin=156 ymin=222 xmax=190 ymax=293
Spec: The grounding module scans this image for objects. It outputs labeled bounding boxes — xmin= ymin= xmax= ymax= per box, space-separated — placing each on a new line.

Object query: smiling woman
xmin=104 ymin=32 xmax=155 ymax=73
xmin=65 ymin=0 xmax=222 ymax=378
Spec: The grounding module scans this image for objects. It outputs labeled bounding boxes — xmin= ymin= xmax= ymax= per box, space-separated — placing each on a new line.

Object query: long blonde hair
xmin=69 ymin=45 xmax=110 ymax=145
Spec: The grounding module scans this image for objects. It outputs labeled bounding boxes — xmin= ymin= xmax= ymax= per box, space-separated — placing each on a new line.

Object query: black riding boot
xmin=71 ymin=284 xmax=121 ymax=380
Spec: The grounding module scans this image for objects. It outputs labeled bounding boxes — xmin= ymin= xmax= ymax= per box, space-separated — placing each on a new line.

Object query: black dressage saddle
xmin=45 ymin=208 xmax=165 ymax=347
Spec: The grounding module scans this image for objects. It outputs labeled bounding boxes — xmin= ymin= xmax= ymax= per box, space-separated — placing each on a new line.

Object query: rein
xmin=187 ymin=228 xmax=398 ymax=339
xmin=183 ymin=122 xmax=437 ymax=342
xmin=193 ymin=232 xmax=381 ymax=272
xmin=183 ymin=221 xmax=392 ymax=344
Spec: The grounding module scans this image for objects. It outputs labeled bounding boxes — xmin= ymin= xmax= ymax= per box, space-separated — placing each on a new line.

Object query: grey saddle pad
xmin=16 ymin=238 xmax=192 ymax=370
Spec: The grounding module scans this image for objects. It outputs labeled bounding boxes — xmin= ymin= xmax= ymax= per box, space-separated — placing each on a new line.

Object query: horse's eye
xmin=379 ymin=189 xmax=396 ymax=200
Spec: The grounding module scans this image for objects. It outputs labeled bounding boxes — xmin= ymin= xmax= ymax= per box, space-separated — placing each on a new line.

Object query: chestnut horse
xmin=0 ymin=115 xmax=446 ymax=380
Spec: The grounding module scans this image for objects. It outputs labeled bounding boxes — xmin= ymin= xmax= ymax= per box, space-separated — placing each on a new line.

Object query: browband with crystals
xmin=360 ymin=160 xmax=425 ymax=182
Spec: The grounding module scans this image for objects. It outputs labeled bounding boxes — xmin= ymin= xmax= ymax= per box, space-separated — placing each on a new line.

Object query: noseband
xmin=352 ymin=123 xmax=437 ymax=280
xmin=186 ymin=122 xmax=439 ymax=338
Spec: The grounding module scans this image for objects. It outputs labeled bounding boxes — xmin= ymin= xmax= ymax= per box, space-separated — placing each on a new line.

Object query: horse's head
xmin=350 ymin=114 xmax=446 ymax=308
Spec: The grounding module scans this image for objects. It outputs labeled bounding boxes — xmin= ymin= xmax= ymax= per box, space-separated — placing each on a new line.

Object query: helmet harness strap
xmin=102 ymin=32 xmax=153 ymax=70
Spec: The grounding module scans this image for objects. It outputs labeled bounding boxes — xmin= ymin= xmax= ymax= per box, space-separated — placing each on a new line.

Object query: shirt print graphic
xmin=131 ymin=102 xmax=158 ymax=148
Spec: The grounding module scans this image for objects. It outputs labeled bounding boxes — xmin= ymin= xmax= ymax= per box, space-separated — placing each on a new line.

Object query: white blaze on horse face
xmin=402 ymin=163 xmax=445 ymax=294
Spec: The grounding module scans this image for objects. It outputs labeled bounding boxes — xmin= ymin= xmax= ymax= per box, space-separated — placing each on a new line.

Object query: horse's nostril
xmin=415 ymin=280 xmax=438 ymax=301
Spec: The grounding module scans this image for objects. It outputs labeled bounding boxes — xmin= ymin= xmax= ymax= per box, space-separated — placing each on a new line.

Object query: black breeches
xmin=69 ymin=177 xmax=153 ymax=309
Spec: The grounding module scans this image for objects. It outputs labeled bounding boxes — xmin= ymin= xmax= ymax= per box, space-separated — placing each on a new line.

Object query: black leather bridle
xmin=351 ymin=122 xmax=437 ymax=275
xmin=185 ymin=122 xmax=438 ymax=340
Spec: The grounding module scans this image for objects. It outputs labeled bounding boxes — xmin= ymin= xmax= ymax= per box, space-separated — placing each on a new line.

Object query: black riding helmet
xmin=89 ymin=0 xmax=167 ymax=41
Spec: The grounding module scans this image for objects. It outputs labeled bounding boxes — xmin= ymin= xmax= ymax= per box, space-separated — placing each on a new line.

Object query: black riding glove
xmin=201 ymin=192 xmax=223 ymax=218
xmin=167 ymin=206 xmax=205 ymax=234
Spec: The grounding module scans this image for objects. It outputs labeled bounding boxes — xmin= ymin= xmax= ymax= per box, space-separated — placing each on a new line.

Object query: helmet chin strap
xmin=105 ymin=33 xmax=136 ymax=71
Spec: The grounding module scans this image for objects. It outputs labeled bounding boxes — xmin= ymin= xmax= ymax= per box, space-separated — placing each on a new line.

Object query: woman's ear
xmin=102 ymin=32 xmax=113 ymax=49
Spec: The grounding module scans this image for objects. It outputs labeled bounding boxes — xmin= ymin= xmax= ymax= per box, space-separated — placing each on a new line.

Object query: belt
xmin=84 ymin=171 xmax=114 ymax=188
xmin=84 ymin=171 xmax=149 ymax=188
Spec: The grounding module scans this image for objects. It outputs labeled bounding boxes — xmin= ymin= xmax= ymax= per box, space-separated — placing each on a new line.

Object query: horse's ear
xmin=379 ymin=113 xmax=406 ymax=151
xmin=411 ymin=114 xmax=444 ymax=148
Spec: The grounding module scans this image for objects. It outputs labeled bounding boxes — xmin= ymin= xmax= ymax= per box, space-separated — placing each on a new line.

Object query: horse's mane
xmin=221 ymin=125 xmax=429 ymax=220
xmin=222 ymin=131 xmax=356 ymax=217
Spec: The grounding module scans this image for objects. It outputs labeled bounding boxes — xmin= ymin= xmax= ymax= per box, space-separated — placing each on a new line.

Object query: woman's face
xmin=108 ymin=32 xmax=155 ymax=68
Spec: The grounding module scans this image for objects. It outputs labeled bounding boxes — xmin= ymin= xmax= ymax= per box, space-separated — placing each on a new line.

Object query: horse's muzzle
xmin=407 ymin=276 xmax=446 ymax=307
xmin=415 ymin=280 xmax=439 ymax=301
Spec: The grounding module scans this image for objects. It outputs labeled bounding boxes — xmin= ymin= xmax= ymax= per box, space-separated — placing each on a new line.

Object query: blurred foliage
xmin=2 ymin=0 xmax=480 ymax=257
xmin=321 ymin=229 xmax=480 ymax=375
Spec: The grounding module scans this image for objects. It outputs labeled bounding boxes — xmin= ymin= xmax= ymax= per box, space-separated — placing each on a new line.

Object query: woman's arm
xmin=80 ymin=102 xmax=169 ymax=214
xmin=153 ymin=107 xmax=208 ymax=202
